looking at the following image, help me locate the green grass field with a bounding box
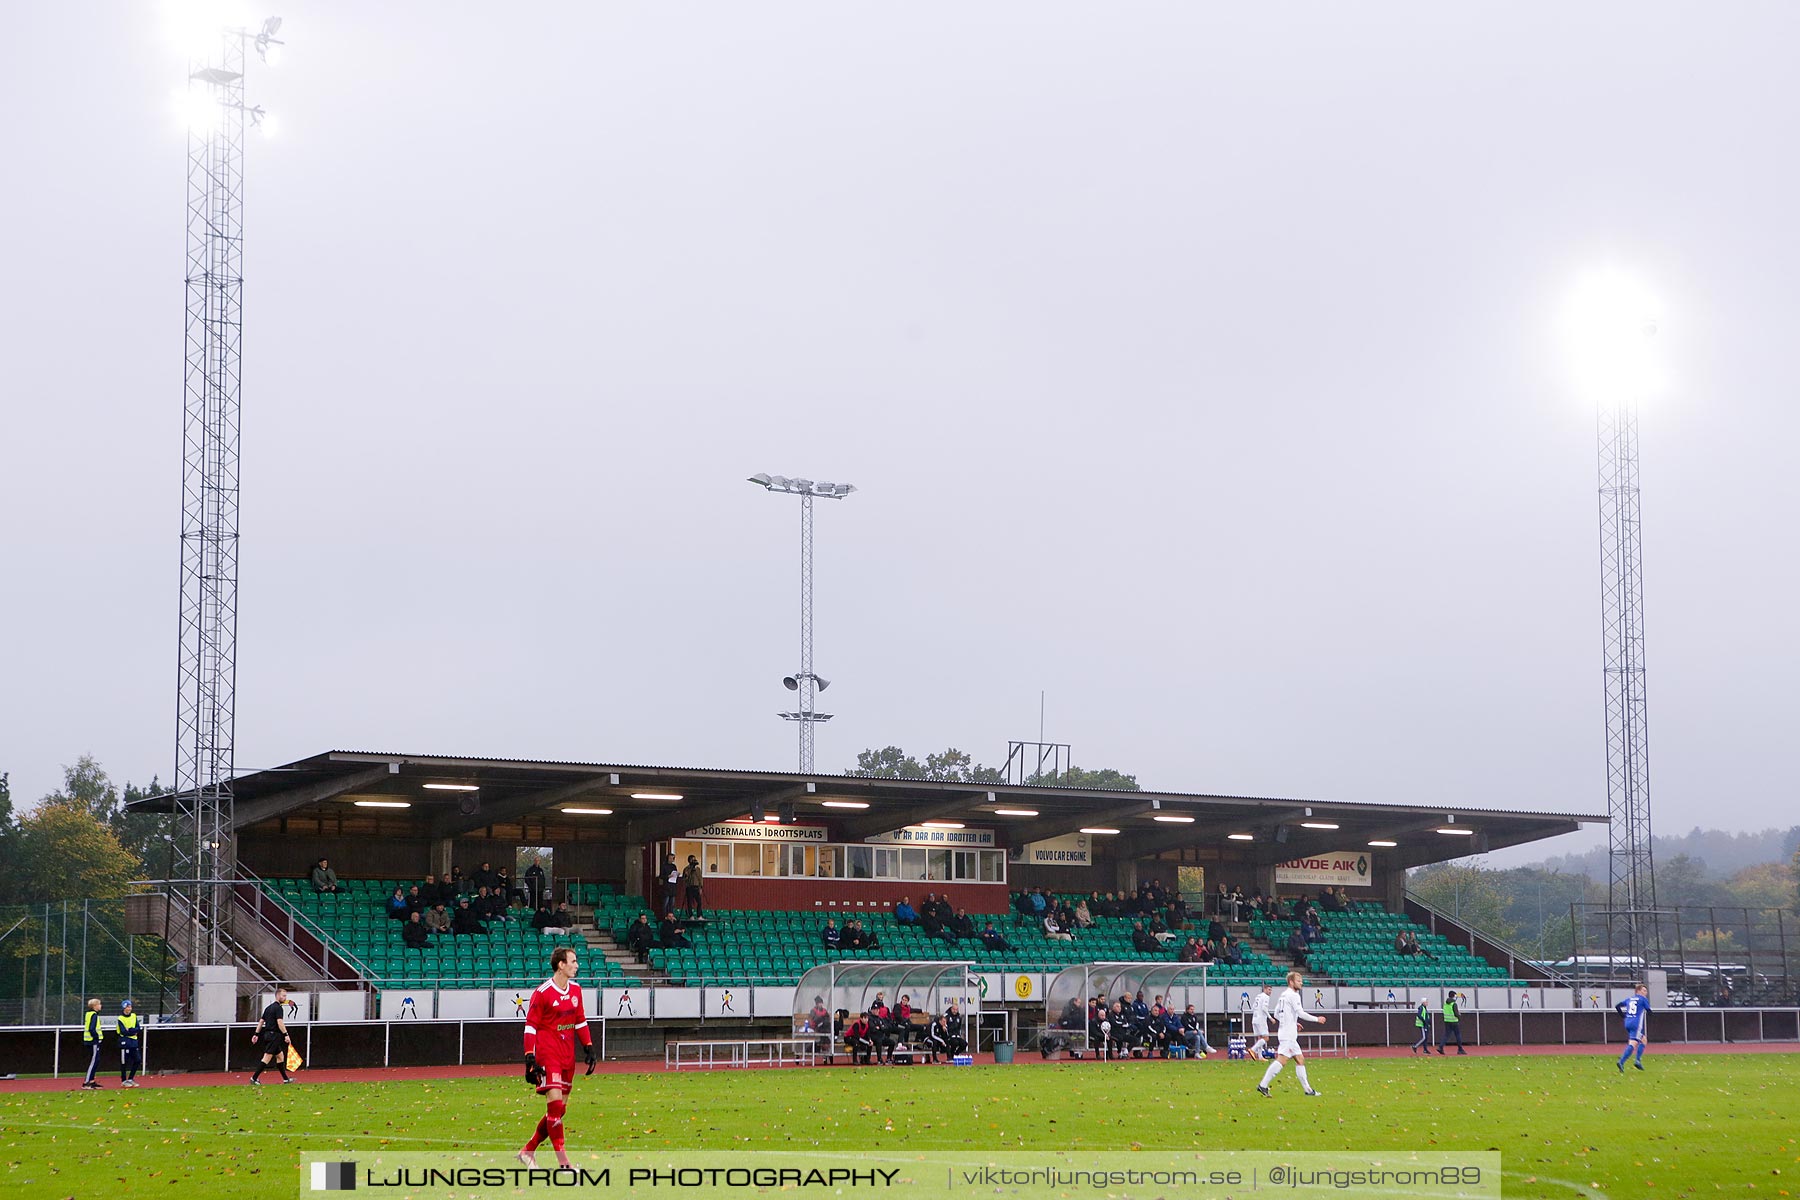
[3,1053,1794,1198]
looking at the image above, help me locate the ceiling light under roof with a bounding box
[821,800,869,809]
[921,821,964,829]
[422,783,479,792]
[1079,827,1120,835]
[631,792,683,801]
[1368,839,1398,847]
[1300,821,1339,830]
[354,800,411,808]
[1153,815,1195,824]
[992,808,1039,817]
[561,807,614,816]
[1437,827,1477,836]
[1227,833,1255,841]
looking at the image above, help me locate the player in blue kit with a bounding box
[1614,983,1651,1072]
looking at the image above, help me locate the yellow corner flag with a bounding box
[285,1045,304,1072]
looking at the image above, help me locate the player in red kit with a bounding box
[518,946,596,1168]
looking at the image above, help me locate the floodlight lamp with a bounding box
[769,476,790,489]
[816,481,836,494]
[792,478,814,492]
[256,39,282,66]
[782,675,800,691]
[261,15,282,36]
[748,472,772,487]
[815,676,830,691]
[1562,266,1666,405]
[176,85,222,133]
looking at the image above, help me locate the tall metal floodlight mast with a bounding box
[747,474,856,773]
[174,14,284,965]
[1570,268,1663,957]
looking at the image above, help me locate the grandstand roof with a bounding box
[132,749,1603,868]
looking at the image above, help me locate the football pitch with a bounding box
[3,1051,1793,1198]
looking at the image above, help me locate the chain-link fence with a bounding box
[0,901,181,1026]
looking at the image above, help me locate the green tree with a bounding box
[1722,862,1794,913]
[1027,765,1140,791]
[1407,861,1520,943]
[40,756,171,879]
[11,800,141,903]
[848,746,1004,782]
[849,747,1134,788]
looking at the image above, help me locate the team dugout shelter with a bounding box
[197,750,1604,911]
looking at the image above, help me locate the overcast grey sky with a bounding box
[2,3,1796,864]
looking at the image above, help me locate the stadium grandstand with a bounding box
[124,750,1601,1020]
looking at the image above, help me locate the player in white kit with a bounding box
[1247,983,1274,1061]
[1257,970,1326,1097]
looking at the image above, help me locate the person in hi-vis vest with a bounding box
[117,999,144,1086]
[79,998,106,1089]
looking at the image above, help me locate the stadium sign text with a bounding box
[686,822,829,843]
[863,826,996,847]
[1007,833,1090,867]
[1274,852,1371,887]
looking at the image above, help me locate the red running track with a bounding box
[2,1039,1794,1093]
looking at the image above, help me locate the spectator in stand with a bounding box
[473,861,500,893]
[420,873,442,907]
[547,902,577,934]
[452,897,488,936]
[404,885,425,916]
[894,896,919,926]
[448,866,467,898]
[1224,938,1245,967]
[524,862,548,908]
[310,858,340,894]
[1148,914,1173,944]
[1301,913,1323,943]
[658,914,691,949]
[1043,911,1073,941]
[821,920,841,950]
[1178,937,1200,963]
[1169,896,1192,929]
[1335,887,1352,911]
[1131,921,1161,954]
[841,921,865,951]
[624,914,654,963]
[481,885,509,920]
[1319,888,1341,913]
[1248,891,1267,917]
[496,868,521,906]
[660,854,681,918]
[1215,883,1230,917]
[1395,929,1414,955]
[386,887,410,920]
[1073,898,1094,928]
[981,922,1013,952]
[1287,925,1309,966]
[1029,889,1049,920]
[424,902,451,935]
[680,856,704,918]
[852,920,881,950]
[1196,939,1215,964]
[919,894,945,937]
[402,910,432,949]
[531,904,557,934]
[505,896,531,922]
[1207,916,1227,945]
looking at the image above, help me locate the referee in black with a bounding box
[249,987,293,1084]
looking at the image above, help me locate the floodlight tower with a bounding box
[747,474,857,773]
[174,14,284,965]
[1567,268,1663,957]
